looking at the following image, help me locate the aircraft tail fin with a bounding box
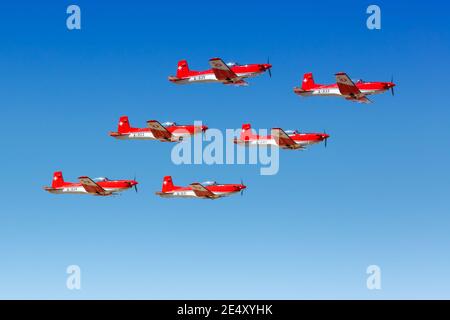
[301,72,317,90]
[176,60,190,78]
[240,123,255,141]
[117,116,132,133]
[162,176,175,192]
[52,171,64,188]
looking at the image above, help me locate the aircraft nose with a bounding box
[239,185,246,190]
[386,82,395,88]
[262,63,272,70]
[193,125,208,133]
[322,133,330,140]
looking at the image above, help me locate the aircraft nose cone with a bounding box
[260,64,271,71]
[322,133,330,139]
[240,185,246,190]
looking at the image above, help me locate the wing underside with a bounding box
[147,120,173,141]
[208,58,247,85]
[271,128,303,149]
[335,72,371,104]
[78,176,110,195]
[189,183,219,199]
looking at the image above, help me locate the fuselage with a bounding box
[157,184,245,198]
[110,125,206,140]
[294,81,394,98]
[44,180,137,195]
[169,64,271,84]
[235,132,329,147]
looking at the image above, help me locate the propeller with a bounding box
[324,130,328,148]
[390,75,395,96]
[133,174,138,193]
[240,178,245,196]
[267,57,272,78]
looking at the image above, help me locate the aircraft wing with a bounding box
[346,95,372,104]
[335,72,369,102]
[208,58,242,83]
[271,128,304,150]
[147,120,173,141]
[189,183,219,199]
[223,79,248,86]
[78,176,110,196]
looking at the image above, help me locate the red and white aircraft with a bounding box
[155,176,246,199]
[294,72,396,103]
[43,171,138,196]
[109,116,207,142]
[168,57,272,86]
[234,124,330,150]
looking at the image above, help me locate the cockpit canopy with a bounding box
[93,177,109,182]
[202,181,217,186]
[284,130,298,135]
[226,62,241,67]
[162,121,177,127]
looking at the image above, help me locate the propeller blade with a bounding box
[391,75,395,96]
[267,57,272,78]
[133,174,137,193]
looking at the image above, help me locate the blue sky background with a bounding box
[0,0,449,299]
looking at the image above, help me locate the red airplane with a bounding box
[234,124,330,150]
[168,57,272,86]
[155,176,246,199]
[109,116,207,142]
[294,72,396,103]
[43,171,138,196]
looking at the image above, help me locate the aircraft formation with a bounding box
[44,57,396,199]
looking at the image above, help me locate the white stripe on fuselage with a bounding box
[236,138,319,147]
[113,131,156,140]
[175,71,261,84]
[48,186,128,195]
[158,190,238,198]
[115,131,191,141]
[298,88,386,97]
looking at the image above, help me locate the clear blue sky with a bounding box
[0,0,449,299]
